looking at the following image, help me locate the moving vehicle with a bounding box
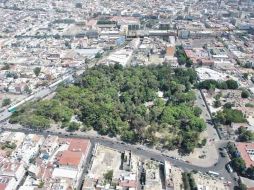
[226,164,233,173]
[207,171,219,177]
[8,95,35,112]
[220,151,226,157]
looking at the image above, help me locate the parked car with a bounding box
[220,152,226,157]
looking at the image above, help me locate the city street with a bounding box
[0,125,237,189]
[0,43,237,189]
[0,0,252,189]
[0,75,238,189]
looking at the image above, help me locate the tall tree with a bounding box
[33,67,41,77]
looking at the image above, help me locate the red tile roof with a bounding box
[119,180,137,188]
[55,138,91,168]
[58,150,83,167]
[0,184,6,190]
[185,50,195,58]
[236,143,254,168]
[68,138,90,154]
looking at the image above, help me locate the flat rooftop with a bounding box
[89,145,122,180]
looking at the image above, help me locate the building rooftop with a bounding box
[236,143,254,168]
[68,138,90,154]
[52,168,78,179]
[57,150,82,167]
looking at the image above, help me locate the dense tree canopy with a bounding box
[231,157,246,174]
[175,46,193,67]
[197,79,239,90]
[237,127,254,142]
[215,108,246,125]
[10,64,205,153]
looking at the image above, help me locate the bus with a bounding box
[7,95,35,112]
[207,171,219,177]
[7,107,17,113]
[226,164,233,173]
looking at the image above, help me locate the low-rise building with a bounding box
[236,143,254,168]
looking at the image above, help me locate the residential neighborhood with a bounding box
[0,0,254,190]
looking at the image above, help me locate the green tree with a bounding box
[121,130,136,142]
[246,166,254,179]
[215,108,246,125]
[238,128,254,142]
[188,173,197,190]
[1,63,10,70]
[33,67,41,77]
[234,182,247,190]
[1,141,17,150]
[178,56,186,65]
[245,103,254,107]
[95,52,102,58]
[223,102,234,109]
[231,157,246,174]
[201,138,207,146]
[197,80,219,90]
[181,132,199,154]
[19,114,50,129]
[214,93,222,100]
[241,90,250,98]
[182,172,191,190]
[243,73,249,80]
[213,100,221,108]
[197,79,238,90]
[104,170,113,183]
[2,98,11,107]
[10,64,206,154]
[67,122,80,131]
[193,107,202,117]
[227,142,237,157]
[6,72,18,79]
[186,58,193,67]
[24,86,32,94]
[54,34,61,39]
[38,181,44,188]
[225,79,238,89]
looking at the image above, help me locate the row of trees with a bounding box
[2,66,41,79]
[182,172,197,190]
[10,64,205,154]
[197,79,239,90]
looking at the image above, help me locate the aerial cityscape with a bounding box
[0,0,254,189]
